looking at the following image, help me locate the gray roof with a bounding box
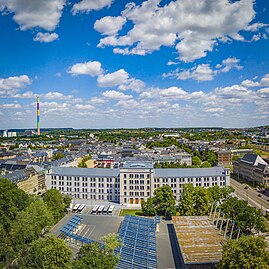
[154,167,227,178]
[3,167,36,183]
[241,154,258,164]
[122,161,153,169]
[50,166,120,177]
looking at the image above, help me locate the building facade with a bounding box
[217,150,232,166]
[233,154,269,186]
[46,162,230,205]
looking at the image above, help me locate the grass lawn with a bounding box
[119,209,142,216]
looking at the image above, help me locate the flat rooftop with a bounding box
[172,216,225,265]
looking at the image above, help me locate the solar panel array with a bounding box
[60,215,102,245]
[60,214,82,234]
[116,215,157,269]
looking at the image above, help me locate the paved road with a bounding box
[156,219,183,269]
[230,178,269,214]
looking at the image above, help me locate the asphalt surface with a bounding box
[156,219,183,269]
[231,177,269,214]
[51,213,181,268]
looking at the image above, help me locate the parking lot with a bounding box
[51,213,123,239]
[51,212,181,268]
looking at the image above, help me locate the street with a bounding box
[230,177,269,214]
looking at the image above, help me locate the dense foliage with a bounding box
[0,178,71,268]
[141,185,176,219]
[73,233,120,269]
[221,196,267,234]
[218,236,269,269]
[178,185,234,216]
[0,178,30,231]
[17,235,72,269]
[43,189,71,222]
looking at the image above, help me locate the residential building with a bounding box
[233,154,269,186]
[2,167,46,194]
[217,150,232,166]
[46,162,230,205]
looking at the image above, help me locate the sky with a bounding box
[0,0,269,129]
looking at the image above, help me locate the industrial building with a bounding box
[46,162,230,205]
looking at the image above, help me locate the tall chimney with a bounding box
[37,96,40,135]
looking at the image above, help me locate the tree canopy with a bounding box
[141,198,156,216]
[72,234,120,269]
[218,236,269,269]
[152,185,176,219]
[221,196,266,234]
[11,199,54,251]
[178,184,212,216]
[178,185,234,216]
[17,235,72,269]
[0,178,30,231]
[43,189,69,222]
[0,179,71,267]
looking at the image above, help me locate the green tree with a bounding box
[200,161,211,168]
[17,235,72,269]
[11,199,53,250]
[141,198,156,216]
[208,185,234,206]
[192,156,202,166]
[0,223,15,267]
[0,178,30,231]
[63,195,72,211]
[43,189,66,222]
[152,185,176,218]
[72,242,119,269]
[100,233,121,251]
[53,152,65,161]
[221,196,266,234]
[218,236,269,269]
[193,187,211,215]
[178,184,211,216]
[178,184,196,216]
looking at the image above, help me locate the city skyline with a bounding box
[0,0,269,129]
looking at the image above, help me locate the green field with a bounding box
[119,209,142,216]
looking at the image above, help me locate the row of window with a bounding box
[154,177,224,183]
[52,176,225,184]
[51,175,119,182]
[59,191,120,201]
[123,174,151,179]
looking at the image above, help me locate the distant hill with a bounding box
[0,128,74,133]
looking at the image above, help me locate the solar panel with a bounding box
[116,215,157,269]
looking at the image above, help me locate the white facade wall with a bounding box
[45,166,230,205]
[46,174,120,202]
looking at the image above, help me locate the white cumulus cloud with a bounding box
[0,75,31,90]
[1,0,65,31]
[33,32,59,43]
[97,69,130,87]
[94,16,126,35]
[102,90,133,100]
[68,61,103,76]
[96,0,258,62]
[72,0,113,14]
[163,57,242,82]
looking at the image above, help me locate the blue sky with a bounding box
[0,0,269,129]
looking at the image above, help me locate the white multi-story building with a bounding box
[46,162,230,205]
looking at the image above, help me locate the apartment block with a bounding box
[46,162,230,205]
